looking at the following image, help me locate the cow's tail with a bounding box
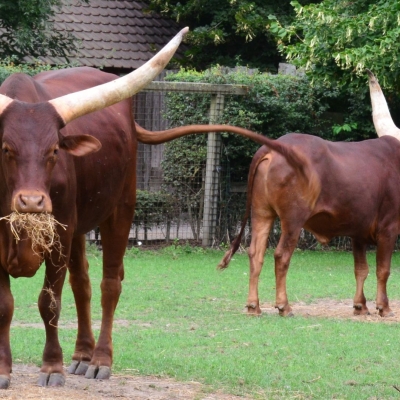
[136,123,320,267]
[137,123,320,207]
[217,147,269,270]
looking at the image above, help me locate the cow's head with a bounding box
[0,100,100,213]
[0,27,188,214]
[367,70,400,141]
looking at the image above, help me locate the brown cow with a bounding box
[218,71,400,319]
[0,28,307,389]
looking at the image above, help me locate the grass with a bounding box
[9,246,400,399]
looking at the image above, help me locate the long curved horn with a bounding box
[367,69,400,140]
[49,27,189,124]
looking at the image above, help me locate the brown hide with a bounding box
[219,133,400,318]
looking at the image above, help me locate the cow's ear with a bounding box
[59,134,102,156]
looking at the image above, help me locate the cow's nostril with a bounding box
[16,194,47,213]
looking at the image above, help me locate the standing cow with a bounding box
[0,28,305,389]
[218,71,400,319]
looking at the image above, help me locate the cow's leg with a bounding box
[246,214,275,315]
[273,223,302,317]
[37,257,68,387]
[0,269,13,389]
[67,235,95,376]
[352,239,370,315]
[375,234,396,317]
[85,206,133,380]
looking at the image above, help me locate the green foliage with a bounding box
[0,0,85,60]
[163,66,339,171]
[272,0,400,91]
[146,0,320,70]
[0,58,69,85]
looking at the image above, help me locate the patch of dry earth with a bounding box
[260,298,400,322]
[0,365,249,400]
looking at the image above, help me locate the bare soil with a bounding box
[260,298,400,323]
[3,299,400,399]
[0,364,249,400]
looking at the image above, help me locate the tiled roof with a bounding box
[24,0,186,70]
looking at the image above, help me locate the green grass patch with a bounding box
[9,248,400,399]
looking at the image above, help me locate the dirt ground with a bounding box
[2,299,399,400]
[0,364,249,400]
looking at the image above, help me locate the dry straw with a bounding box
[0,212,67,256]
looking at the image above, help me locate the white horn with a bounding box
[367,69,400,140]
[49,27,189,124]
[0,94,13,115]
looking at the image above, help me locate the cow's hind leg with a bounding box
[84,205,133,380]
[352,239,370,315]
[274,222,302,317]
[246,213,275,315]
[67,234,96,376]
[375,233,396,317]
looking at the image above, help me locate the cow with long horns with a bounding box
[0,28,305,389]
[218,71,400,319]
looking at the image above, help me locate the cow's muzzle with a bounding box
[13,191,52,213]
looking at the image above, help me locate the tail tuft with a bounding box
[217,249,233,270]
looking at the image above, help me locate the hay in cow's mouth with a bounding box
[0,212,67,256]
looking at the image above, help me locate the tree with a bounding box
[0,0,82,60]
[145,0,320,70]
[272,0,400,91]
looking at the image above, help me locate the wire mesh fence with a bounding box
[86,77,254,248]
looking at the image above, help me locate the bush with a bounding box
[133,190,177,243]
[0,57,71,85]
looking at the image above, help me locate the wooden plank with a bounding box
[143,81,248,95]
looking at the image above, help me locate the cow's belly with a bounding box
[304,211,375,245]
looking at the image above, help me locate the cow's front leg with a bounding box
[37,258,67,387]
[352,239,370,315]
[67,235,95,377]
[0,269,13,389]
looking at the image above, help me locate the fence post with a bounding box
[202,92,224,246]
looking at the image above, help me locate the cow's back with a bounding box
[269,133,400,241]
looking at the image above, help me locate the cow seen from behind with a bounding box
[219,71,400,319]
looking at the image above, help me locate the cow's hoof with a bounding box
[96,366,111,380]
[377,307,394,317]
[37,372,65,387]
[245,303,262,316]
[276,305,293,317]
[48,373,66,387]
[85,365,111,380]
[353,304,370,316]
[0,375,10,389]
[68,360,89,375]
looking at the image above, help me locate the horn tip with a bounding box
[180,27,189,36]
[366,69,376,80]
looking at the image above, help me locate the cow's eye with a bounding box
[53,148,59,156]
[2,147,9,154]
